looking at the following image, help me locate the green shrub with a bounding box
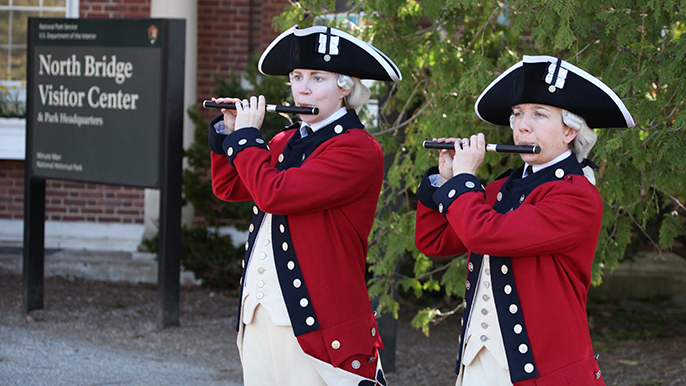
[149,58,300,290]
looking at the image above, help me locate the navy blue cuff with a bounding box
[417,167,440,211]
[222,127,268,168]
[432,173,484,216]
[208,115,228,155]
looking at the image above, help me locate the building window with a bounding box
[0,0,78,81]
[0,0,77,159]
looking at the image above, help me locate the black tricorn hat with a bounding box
[475,55,634,128]
[258,25,402,82]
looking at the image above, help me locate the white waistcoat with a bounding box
[462,255,509,369]
[242,214,291,325]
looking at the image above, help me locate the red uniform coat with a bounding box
[415,156,605,386]
[210,110,385,382]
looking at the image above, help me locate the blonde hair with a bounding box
[337,74,371,111]
[560,109,597,162]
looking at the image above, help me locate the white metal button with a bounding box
[509,304,518,314]
[524,363,535,373]
[501,265,509,274]
[448,189,456,198]
[227,147,234,156]
[351,360,361,369]
[519,344,528,354]
[238,139,247,146]
[331,340,341,349]
[465,181,475,189]
[334,124,343,134]
[504,284,512,294]
[282,242,288,251]
[514,324,523,334]
[293,278,302,288]
[278,154,284,163]
[306,316,315,326]
[300,298,308,307]
[287,261,295,270]
[555,168,565,178]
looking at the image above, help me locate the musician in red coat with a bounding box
[208,25,401,386]
[414,56,635,386]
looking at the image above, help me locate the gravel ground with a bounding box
[1,272,684,386]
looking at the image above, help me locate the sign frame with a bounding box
[22,17,186,328]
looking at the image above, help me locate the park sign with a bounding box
[23,18,186,328]
[26,18,184,188]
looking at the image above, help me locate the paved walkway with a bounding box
[1,326,241,386]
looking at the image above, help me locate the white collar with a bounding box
[299,107,347,137]
[525,150,572,175]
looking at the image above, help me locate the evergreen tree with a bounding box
[270,0,686,332]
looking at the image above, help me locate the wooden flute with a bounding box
[203,100,319,115]
[422,141,541,154]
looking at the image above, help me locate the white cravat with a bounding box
[299,107,347,137]
[524,149,572,177]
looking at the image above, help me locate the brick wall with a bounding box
[196,0,289,121]
[0,1,153,223]
[0,161,23,220]
[0,0,290,224]
[0,161,146,223]
[80,0,151,18]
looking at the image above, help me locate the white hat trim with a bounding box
[258,25,402,82]
[475,55,635,127]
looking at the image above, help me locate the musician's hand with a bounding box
[211,96,241,133]
[452,133,485,176]
[435,137,457,186]
[235,95,266,131]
